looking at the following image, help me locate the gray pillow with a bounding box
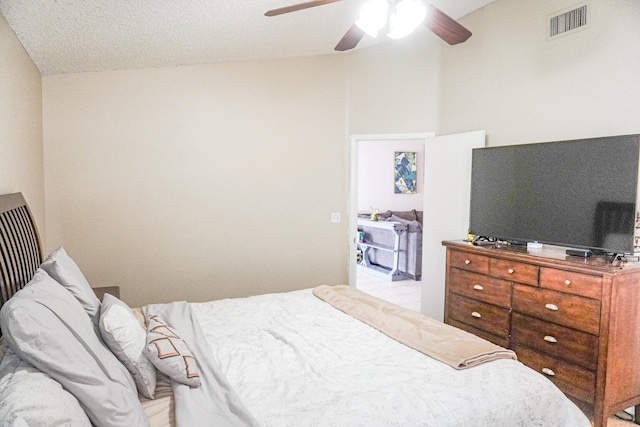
[391,210,418,221]
[40,247,101,324]
[378,210,393,220]
[388,214,422,232]
[0,269,149,427]
[0,337,7,363]
[388,214,411,223]
[415,210,423,225]
[0,349,92,426]
[99,293,157,399]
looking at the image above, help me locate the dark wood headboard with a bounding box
[0,193,43,315]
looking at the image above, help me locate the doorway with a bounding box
[349,133,432,312]
[348,130,486,319]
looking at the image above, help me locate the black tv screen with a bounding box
[470,134,640,254]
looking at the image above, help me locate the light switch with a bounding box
[331,212,341,223]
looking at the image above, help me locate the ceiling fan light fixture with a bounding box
[387,0,427,39]
[355,0,388,38]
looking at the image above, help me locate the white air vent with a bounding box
[547,2,590,40]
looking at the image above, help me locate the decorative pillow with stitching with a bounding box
[145,315,201,388]
[40,247,101,324]
[99,293,157,399]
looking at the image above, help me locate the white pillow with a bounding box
[100,293,157,399]
[40,247,101,324]
[0,348,92,426]
[145,314,201,388]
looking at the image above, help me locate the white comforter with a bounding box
[192,289,591,427]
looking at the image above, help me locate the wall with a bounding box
[0,14,44,242]
[42,32,443,307]
[43,56,350,307]
[18,0,640,312]
[439,0,640,146]
[357,139,425,213]
[348,33,441,135]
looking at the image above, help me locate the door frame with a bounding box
[348,132,435,289]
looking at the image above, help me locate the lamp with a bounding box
[355,0,388,38]
[387,0,427,39]
[355,0,427,40]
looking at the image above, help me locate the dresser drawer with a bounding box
[513,344,595,404]
[511,312,598,370]
[539,267,602,300]
[512,285,601,335]
[489,258,538,286]
[448,319,510,348]
[448,293,510,339]
[449,268,512,308]
[449,250,489,274]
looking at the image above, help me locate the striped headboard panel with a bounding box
[0,193,43,314]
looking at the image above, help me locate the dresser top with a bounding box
[442,240,640,275]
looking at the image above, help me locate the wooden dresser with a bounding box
[443,240,640,427]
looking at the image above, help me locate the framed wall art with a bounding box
[394,151,417,194]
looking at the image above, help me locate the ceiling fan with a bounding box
[265,0,472,51]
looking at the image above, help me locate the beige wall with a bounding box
[43,56,352,306]
[40,0,640,307]
[348,33,441,135]
[358,139,425,213]
[439,0,640,146]
[42,35,442,307]
[0,14,44,242]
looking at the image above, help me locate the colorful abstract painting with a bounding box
[394,151,417,194]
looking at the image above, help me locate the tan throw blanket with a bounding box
[313,285,516,369]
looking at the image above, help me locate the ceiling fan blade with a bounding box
[265,0,343,17]
[423,3,472,45]
[334,24,366,51]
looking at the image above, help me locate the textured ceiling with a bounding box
[0,0,495,76]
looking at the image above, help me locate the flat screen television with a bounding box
[469,134,640,254]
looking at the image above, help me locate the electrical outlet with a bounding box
[331,212,341,223]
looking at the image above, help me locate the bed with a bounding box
[0,192,591,427]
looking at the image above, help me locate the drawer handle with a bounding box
[565,279,572,286]
[544,335,557,343]
[542,367,555,377]
[471,311,482,318]
[473,284,484,291]
[545,303,559,311]
[507,268,515,274]
[465,259,471,265]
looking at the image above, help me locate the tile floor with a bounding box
[356,269,421,312]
